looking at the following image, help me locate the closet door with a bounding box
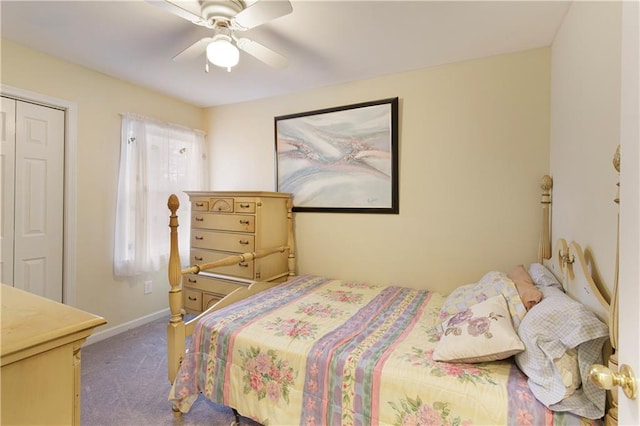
[1,98,16,285]
[1,97,65,302]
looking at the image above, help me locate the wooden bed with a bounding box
[165,174,619,425]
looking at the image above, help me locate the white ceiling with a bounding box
[0,1,571,108]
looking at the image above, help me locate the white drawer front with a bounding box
[191,212,255,232]
[191,230,255,252]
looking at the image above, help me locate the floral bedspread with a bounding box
[170,274,600,426]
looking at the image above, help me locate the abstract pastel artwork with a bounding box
[275,98,399,213]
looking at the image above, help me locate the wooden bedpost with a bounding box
[538,174,553,263]
[167,194,186,384]
[286,198,296,278]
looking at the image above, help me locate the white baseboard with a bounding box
[85,308,170,346]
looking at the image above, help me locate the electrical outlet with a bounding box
[144,280,153,294]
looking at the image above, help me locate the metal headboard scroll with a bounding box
[559,246,575,267]
[556,238,574,282]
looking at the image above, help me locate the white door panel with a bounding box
[1,97,65,302]
[618,1,640,424]
[0,98,16,285]
[14,101,65,301]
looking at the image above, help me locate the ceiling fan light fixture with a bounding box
[206,34,239,69]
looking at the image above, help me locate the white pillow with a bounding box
[433,294,524,363]
[438,271,527,329]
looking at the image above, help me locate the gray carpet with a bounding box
[81,316,262,426]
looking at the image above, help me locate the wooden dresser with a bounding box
[1,284,106,425]
[182,191,293,314]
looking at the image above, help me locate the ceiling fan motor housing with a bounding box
[200,0,245,24]
[167,0,290,69]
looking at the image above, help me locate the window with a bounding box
[114,114,208,278]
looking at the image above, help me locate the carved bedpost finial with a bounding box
[168,193,180,215]
[540,174,553,193]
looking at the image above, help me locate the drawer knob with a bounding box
[195,216,204,222]
[195,236,204,240]
[239,203,250,208]
[194,256,203,261]
[188,278,197,283]
[239,240,249,245]
[195,202,204,207]
[239,262,249,267]
[239,220,250,225]
[188,296,197,301]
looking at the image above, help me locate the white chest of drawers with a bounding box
[183,191,293,314]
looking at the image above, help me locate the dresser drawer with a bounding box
[191,230,255,252]
[190,249,256,280]
[235,201,255,213]
[191,200,209,211]
[183,288,202,312]
[203,293,223,311]
[190,250,254,279]
[191,212,255,232]
[183,273,247,295]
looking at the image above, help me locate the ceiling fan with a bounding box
[150,0,292,72]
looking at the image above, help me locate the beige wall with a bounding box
[207,48,551,294]
[0,40,555,332]
[1,39,206,335]
[550,1,622,298]
[0,4,626,340]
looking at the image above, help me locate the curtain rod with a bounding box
[120,112,206,136]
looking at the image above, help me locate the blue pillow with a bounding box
[528,263,564,290]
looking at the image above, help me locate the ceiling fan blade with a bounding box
[147,0,208,27]
[173,37,213,61]
[232,0,293,30]
[236,37,288,69]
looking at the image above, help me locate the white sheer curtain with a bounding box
[114,114,208,278]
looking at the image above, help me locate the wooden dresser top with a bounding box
[1,284,106,362]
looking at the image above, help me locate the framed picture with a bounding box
[275,97,399,214]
